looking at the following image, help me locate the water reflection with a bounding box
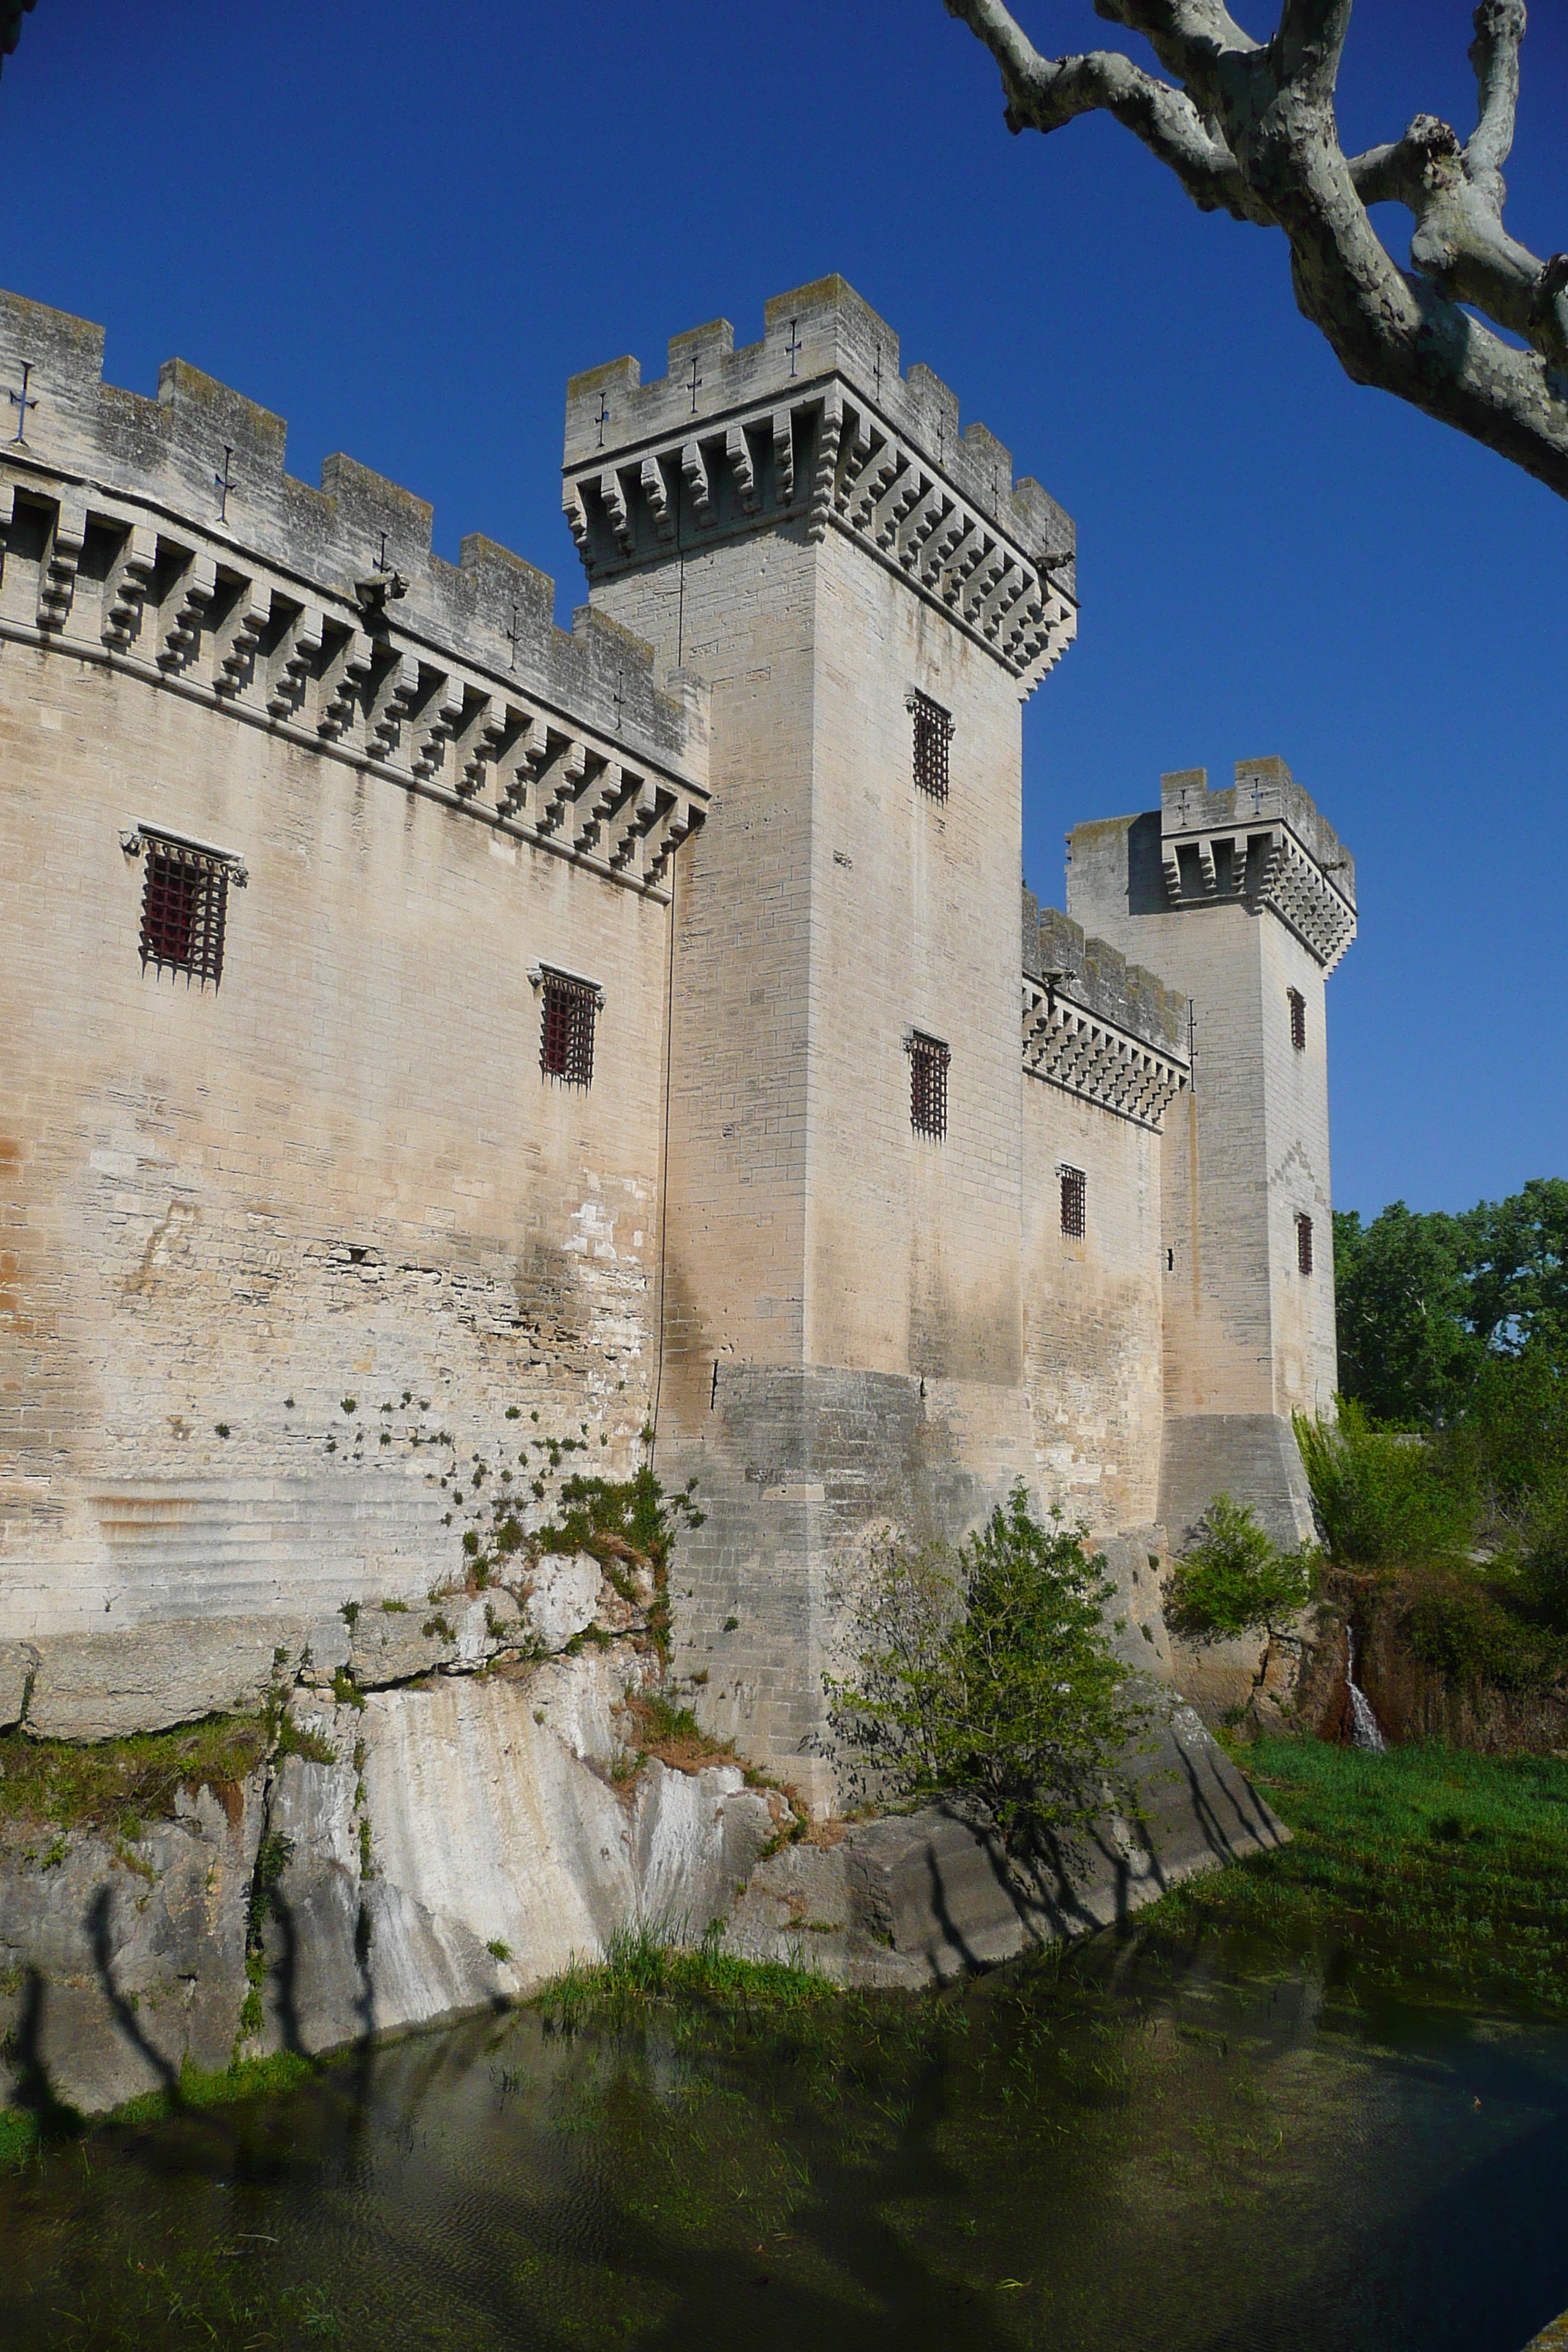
[1,1931,1566,2351]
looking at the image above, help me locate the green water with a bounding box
[2,1929,1567,2351]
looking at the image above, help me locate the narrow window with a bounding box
[1060,1166,1086,1240]
[908,1031,949,1139]
[1288,987,1306,1052]
[908,690,952,802]
[127,826,244,988]
[538,970,600,1087]
[1296,1213,1313,1275]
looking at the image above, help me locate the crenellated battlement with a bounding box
[0,288,709,897]
[1020,892,1190,1130]
[562,276,1077,698]
[1156,758,1356,973]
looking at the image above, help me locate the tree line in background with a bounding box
[1291,1181,1568,1678]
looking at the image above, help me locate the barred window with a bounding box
[538,968,600,1087]
[1060,1165,1086,1240]
[908,1031,949,1139]
[1288,987,1307,1052]
[124,826,245,988]
[1296,1213,1313,1275]
[908,690,952,802]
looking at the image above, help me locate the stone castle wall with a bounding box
[0,287,706,1673]
[0,273,1352,1792]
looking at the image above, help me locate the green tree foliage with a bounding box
[1164,1495,1316,1643]
[1294,1401,1475,1571]
[1333,1204,1484,1429]
[1334,1180,1568,1430]
[823,1488,1146,1859]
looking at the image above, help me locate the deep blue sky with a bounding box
[4,3,1562,1219]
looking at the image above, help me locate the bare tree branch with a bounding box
[946,0,1258,218]
[1466,0,1525,181]
[946,0,1568,500]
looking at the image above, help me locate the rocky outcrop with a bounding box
[728,1690,1288,1986]
[0,1529,1294,2118]
[0,1641,777,2117]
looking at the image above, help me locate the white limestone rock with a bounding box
[521,1551,601,1651]
[249,1664,779,2054]
[0,1776,264,2114]
[23,1618,310,1741]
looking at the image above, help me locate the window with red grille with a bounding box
[540,971,599,1086]
[908,1032,949,1139]
[136,837,235,987]
[909,690,952,802]
[1060,1166,1086,1240]
[1288,987,1307,1052]
[1296,1213,1314,1275]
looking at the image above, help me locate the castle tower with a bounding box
[1066,760,1356,1548]
[562,278,1077,1793]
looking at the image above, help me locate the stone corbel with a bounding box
[37,490,87,633]
[155,549,218,673]
[573,756,626,856]
[610,777,659,872]
[100,520,158,652]
[725,426,758,516]
[680,440,713,528]
[214,576,273,698]
[562,481,592,561]
[265,600,323,720]
[772,408,795,506]
[368,651,421,761]
[317,625,374,742]
[806,390,843,544]
[410,670,467,780]
[454,693,508,798]
[598,468,634,555]
[494,710,547,816]
[535,734,587,836]
[640,454,675,542]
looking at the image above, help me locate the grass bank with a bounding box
[1142,1735,1568,2012]
[535,1923,840,2032]
[0,2048,321,2171]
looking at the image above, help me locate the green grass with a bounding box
[1144,1735,1568,2012]
[0,1713,268,1844]
[0,2048,322,2171]
[535,1922,837,2032]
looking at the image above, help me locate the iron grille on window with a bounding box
[908,1031,949,1139]
[1296,1213,1314,1275]
[1288,987,1307,1052]
[908,690,953,802]
[1060,1166,1086,1240]
[125,826,245,988]
[539,970,600,1087]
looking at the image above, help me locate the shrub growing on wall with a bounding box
[823,1488,1146,1861]
[1164,1494,1316,1643]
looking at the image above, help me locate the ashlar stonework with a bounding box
[0,274,1354,1806]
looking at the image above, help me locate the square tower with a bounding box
[562,279,1077,1792]
[1067,759,1356,1548]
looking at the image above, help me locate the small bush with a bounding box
[824,1488,1145,1861]
[1294,1400,1474,1569]
[1166,1494,1316,1641]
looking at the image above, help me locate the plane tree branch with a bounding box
[944,0,1568,500]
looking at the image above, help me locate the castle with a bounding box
[0,274,1354,1801]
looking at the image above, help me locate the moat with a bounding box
[3,1926,1566,2351]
